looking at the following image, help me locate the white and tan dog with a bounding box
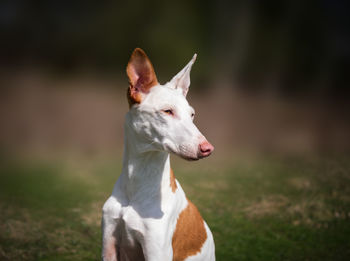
[102,48,215,261]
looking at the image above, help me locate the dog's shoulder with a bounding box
[172,199,208,261]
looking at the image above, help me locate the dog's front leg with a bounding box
[143,248,173,261]
[101,214,119,261]
[141,237,173,261]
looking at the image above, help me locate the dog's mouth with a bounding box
[179,154,200,161]
[164,143,201,161]
[180,153,212,161]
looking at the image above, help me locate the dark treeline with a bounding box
[1,0,349,98]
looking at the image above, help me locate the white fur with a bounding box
[102,55,215,261]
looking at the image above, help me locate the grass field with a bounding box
[1,155,350,260]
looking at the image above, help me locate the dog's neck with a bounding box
[120,120,172,204]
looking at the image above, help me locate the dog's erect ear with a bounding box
[170,54,197,97]
[126,48,158,106]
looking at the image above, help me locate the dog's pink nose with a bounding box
[198,141,214,158]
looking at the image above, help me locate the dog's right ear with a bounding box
[126,48,158,107]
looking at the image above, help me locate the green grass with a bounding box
[1,156,350,260]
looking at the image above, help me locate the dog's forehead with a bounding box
[143,84,190,109]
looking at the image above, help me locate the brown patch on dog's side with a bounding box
[126,48,158,107]
[172,200,207,261]
[170,168,177,193]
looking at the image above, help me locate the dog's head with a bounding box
[125,48,213,160]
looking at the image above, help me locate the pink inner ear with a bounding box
[127,48,158,94]
[128,66,140,87]
[126,48,158,107]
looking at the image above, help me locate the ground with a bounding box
[0,155,349,260]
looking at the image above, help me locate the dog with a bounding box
[102,48,215,261]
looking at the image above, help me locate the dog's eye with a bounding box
[191,113,195,119]
[163,109,174,116]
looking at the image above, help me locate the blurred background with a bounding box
[1,0,349,159]
[1,1,350,260]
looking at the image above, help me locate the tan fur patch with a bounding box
[127,86,142,107]
[172,200,207,261]
[170,168,177,193]
[126,48,158,107]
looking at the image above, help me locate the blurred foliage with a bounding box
[1,0,349,96]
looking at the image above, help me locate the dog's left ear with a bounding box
[127,48,158,106]
[170,54,197,97]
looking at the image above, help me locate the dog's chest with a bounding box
[115,206,144,246]
[110,191,184,249]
